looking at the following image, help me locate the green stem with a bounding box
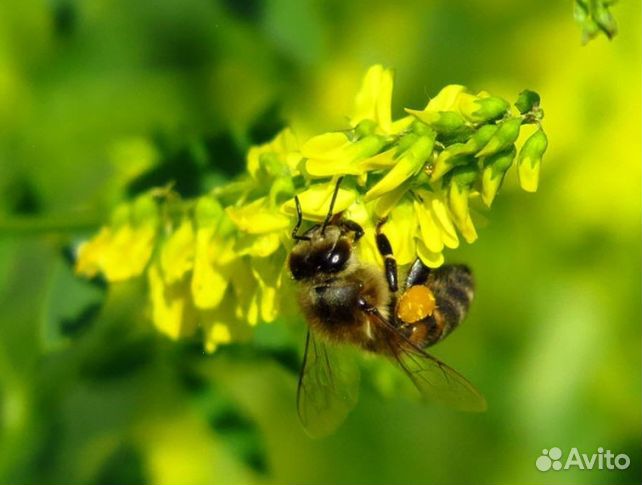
[0,214,100,236]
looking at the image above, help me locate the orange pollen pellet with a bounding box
[396,285,436,323]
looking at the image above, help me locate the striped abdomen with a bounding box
[396,264,474,348]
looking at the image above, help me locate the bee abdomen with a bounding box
[416,265,474,347]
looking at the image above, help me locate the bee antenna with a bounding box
[321,176,344,234]
[292,195,310,241]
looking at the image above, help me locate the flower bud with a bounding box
[425,85,467,111]
[476,117,522,158]
[446,165,477,230]
[458,93,509,123]
[514,90,541,115]
[195,196,224,227]
[132,194,159,227]
[480,146,517,206]
[517,127,548,192]
[365,131,435,201]
[429,125,497,182]
[303,133,386,177]
[593,2,617,39]
[406,109,469,138]
[431,149,475,182]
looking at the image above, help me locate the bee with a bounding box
[288,178,486,437]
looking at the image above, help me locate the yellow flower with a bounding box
[74,65,546,351]
[282,182,357,221]
[75,195,159,282]
[226,197,290,234]
[385,200,418,266]
[517,126,548,192]
[414,189,459,253]
[191,196,235,310]
[364,128,436,202]
[201,303,251,353]
[246,128,302,179]
[301,132,386,177]
[160,218,195,284]
[148,261,198,340]
[351,64,394,134]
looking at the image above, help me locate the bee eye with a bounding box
[289,253,312,280]
[322,240,350,273]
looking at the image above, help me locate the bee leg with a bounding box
[405,258,431,287]
[375,220,398,293]
[341,219,364,242]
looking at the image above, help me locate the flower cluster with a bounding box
[574,0,618,43]
[75,65,547,351]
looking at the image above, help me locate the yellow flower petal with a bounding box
[230,259,260,326]
[251,251,285,323]
[458,213,478,244]
[364,133,435,201]
[191,228,230,309]
[414,197,444,253]
[201,304,251,353]
[385,202,417,265]
[148,262,197,340]
[351,64,393,133]
[303,133,385,177]
[430,195,459,249]
[160,219,195,284]
[235,232,281,258]
[448,183,470,227]
[282,183,356,221]
[518,160,540,192]
[358,147,397,171]
[76,196,160,282]
[247,128,301,178]
[75,227,112,278]
[374,181,410,218]
[416,239,445,268]
[425,85,467,112]
[227,197,290,234]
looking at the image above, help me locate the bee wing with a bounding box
[392,344,487,412]
[297,330,360,438]
[374,313,487,412]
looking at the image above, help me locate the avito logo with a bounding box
[536,447,630,472]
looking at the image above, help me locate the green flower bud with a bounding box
[132,194,159,227]
[304,133,386,177]
[355,119,378,137]
[468,124,499,149]
[459,94,509,123]
[406,109,469,136]
[514,90,541,115]
[593,3,617,39]
[431,149,473,182]
[480,146,517,206]
[446,164,476,224]
[476,117,522,158]
[195,196,224,227]
[365,132,436,201]
[430,124,500,181]
[517,127,548,192]
[395,132,420,155]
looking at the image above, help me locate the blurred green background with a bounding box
[0,0,640,484]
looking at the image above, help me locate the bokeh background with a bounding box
[0,0,640,484]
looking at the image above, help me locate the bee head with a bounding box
[289,225,353,281]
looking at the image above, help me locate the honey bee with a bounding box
[288,178,486,437]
